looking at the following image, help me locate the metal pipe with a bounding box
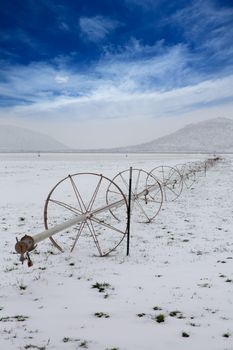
[34,197,126,244]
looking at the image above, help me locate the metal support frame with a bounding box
[126,167,133,256]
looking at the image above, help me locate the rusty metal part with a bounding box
[15,235,35,254]
[106,168,163,223]
[15,235,36,266]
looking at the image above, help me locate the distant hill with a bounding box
[0,125,69,152]
[111,117,233,153]
[2,118,232,153]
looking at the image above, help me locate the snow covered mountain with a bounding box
[114,117,233,153]
[0,125,69,152]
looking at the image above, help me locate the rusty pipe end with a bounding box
[15,235,35,254]
[15,240,28,254]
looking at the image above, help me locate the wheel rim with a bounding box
[149,165,183,202]
[106,168,163,223]
[44,173,128,256]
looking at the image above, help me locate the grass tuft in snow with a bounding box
[24,345,45,350]
[169,310,185,319]
[153,306,162,311]
[79,340,88,348]
[189,322,200,327]
[62,337,82,344]
[63,337,70,343]
[19,281,27,290]
[181,331,190,338]
[0,315,29,322]
[222,333,230,338]
[4,266,16,273]
[94,312,110,318]
[155,314,165,323]
[169,310,179,317]
[92,282,111,293]
[225,279,232,283]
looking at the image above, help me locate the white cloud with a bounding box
[79,15,119,42]
[1,37,233,148]
[172,0,233,58]
[59,22,70,32]
[0,37,230,107]
[125,0,162,10]
[0,43,190,103]
[1,73,233,148]
[55,75,69,84]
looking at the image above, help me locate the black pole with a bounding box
[127,166,133,256]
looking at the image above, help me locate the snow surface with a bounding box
[1,152,233,350]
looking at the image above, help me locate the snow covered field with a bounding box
[1,152,233,350]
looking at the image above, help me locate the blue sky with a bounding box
[0,0,233,148]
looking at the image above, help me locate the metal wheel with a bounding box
[192,161,206,178]
[175,163,196,189]
[106,168,163,223]
[44,173,128,256]
[149,165,183,202]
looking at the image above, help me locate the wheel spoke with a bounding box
[86,176,103,212]
[70,221,86,252]
[134,169,141,194]
[49,198,81,215]
[86,220,103,256]
[120,173,129,191]
[91,216,126,235]
[107,189,122,196]
[162,166,165,184]
[147,185,161,201]
[164,171,175,186]
[165,185,180,197]
[133,197,151,222]
[69,175,86,213]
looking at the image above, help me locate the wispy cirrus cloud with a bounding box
[172,0,233,70]
[124,0,164,10]
[0,42,195,105]
[79,15,120,43]
[173,0,233,41]
[1,70,233,148]
[0,40,233,121]
[97,42,197,92]
[0,28,40,53]
[0,35,232,111]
